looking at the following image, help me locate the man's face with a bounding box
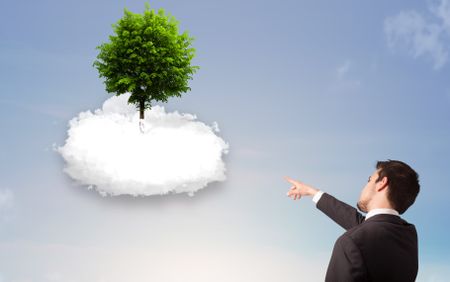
[357,169,380,213]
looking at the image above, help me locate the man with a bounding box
[285,160,420,282]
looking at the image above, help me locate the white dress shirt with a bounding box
[311,191,400,220]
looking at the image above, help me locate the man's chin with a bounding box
[357,201,368,213]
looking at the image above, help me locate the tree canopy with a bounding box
[93,3,199,120]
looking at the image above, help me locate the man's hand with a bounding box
[284,176,319,200]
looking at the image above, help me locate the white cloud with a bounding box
[384,0,450,69]
[56,93,229,197]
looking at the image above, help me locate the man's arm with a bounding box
[325,234,368,282]
[285,177,365,230]
[315,192,365,230]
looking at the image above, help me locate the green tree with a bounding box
[93,3,199,122]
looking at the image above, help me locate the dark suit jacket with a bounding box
[316,193,418,282]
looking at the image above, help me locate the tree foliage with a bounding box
[93,3,199,119]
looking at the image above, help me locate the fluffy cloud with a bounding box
[384,0,450,69]
[56,93,229,197]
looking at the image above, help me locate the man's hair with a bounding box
[375,160,420,214]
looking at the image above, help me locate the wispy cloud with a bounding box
[0,98,74,120]
[0,188,14,223]
[328,60,361,94]
[432,0,450,31]
[337,60,351,80]
[384,0,450,69]
[0,189,14,211]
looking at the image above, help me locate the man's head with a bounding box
[357,160,420,214]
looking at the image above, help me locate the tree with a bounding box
[93,3,199,126]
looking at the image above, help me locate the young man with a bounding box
[285,160,420,282]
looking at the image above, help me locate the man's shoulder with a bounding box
[345,214,417,242]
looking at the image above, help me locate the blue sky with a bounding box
[1,0,450,281]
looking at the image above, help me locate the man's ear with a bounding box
[375,176,388,192]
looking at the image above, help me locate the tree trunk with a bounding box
[139,100,145,119]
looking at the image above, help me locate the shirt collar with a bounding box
[365,208,399,221]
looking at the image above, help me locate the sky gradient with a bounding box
[1,0,450,281]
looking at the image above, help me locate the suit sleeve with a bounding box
[316,193,365,230]
[325,234,368,282]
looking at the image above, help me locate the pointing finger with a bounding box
[284,176,295,184]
